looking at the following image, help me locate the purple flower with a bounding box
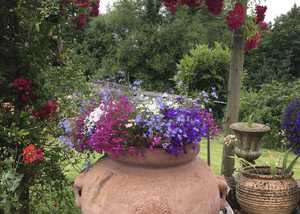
[58,136,74,148]
[282,99,300,154]
[59,119,73,135]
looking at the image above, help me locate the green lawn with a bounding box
[199,136,300,179]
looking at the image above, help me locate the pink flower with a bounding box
[205,0,224,16]
[259,21,268,30]
[152,136,162,146]
[226,3,246,31]
[255,5,267,23]
[245,32,261,52]
[89,0,100,17]
[12,77,32,92]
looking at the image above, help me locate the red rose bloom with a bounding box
[73,13,88,30]
[23,144,44,164]
[226,3,246,31]
[75,0,89,8]
[12,77,32,92]
[162,0,178,14]
[33,100,59,119]
[245,32,261,52]
[205,0,224,15]
[259,21,268,30]
[89,0,100,17]
[255,5,267,23]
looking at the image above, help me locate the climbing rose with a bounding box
[23,144,44,164]
[226,3,246,31]
[205,0,224,15]
[12,77,32,92]
[259,21,268,30]
[73,13,87,30]
[162,0,178,14]
[245,32,261,52]
[89,0,100,16]
[33,100,59,119]
[75,0,89,8]
[255,5,267,23]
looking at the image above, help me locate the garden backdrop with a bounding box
[1,0,300,213]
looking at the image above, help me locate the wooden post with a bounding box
[221,28,245,177]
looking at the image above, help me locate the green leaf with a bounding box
[286,155,300,174]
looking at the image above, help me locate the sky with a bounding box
[100,0,300,22]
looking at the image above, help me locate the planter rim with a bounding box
[109,144,199,168]
[240,166,293,180]
[230,122,271,133]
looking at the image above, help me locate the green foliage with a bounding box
[81,0,230,91]
[244,5,300,89]
[240,80,300,149]
[175,42,230,96]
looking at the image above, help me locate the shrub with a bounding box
[174,42,230,117]
[240,80,300,149]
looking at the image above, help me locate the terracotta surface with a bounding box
[236,166,299,214]
[74,146,228,214]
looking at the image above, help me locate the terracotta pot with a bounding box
[230,122,270,162]
[236,166,299,214]
[74,145,228,214]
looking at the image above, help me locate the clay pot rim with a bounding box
[240,166,293,180]
[230,122,271,133]
[109,144,199,168]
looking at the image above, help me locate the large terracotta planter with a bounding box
[236,166,299,214]
[74,145,228,214]
[230,122,270,162]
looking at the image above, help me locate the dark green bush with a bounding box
[82,0,230,91]
[240,80,300,149]
[244,5,300,89]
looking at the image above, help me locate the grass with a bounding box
[199,136,300,179]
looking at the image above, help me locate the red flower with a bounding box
[75,0,89,8]
[162,0,178,14]
[259,21,268,30]
[245,32,261,52]
[89,0,100,17]
[73,13,88,30]
[33,100,59,119]
[205,0,224,15]
[12,77,32,92]
[23,144,44,164]
[226,3,246,31]
[255,5,267,23]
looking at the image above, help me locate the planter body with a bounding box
[236,166,299,214]
[230,122,270,162]
[74,146,228,214]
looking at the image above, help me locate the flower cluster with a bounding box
[205,0,224,16]
[281,99,300,154]
[33,100,59,119]
[226,3,246,31]
[59,89,219,156]
[11,77,35,104]
[73,0,100,30]
[22,144,44,164]
[255,5,267,24]
[245,32,261,52]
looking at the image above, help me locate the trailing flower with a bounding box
[59,89,219,156]
[244,32,261,52]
